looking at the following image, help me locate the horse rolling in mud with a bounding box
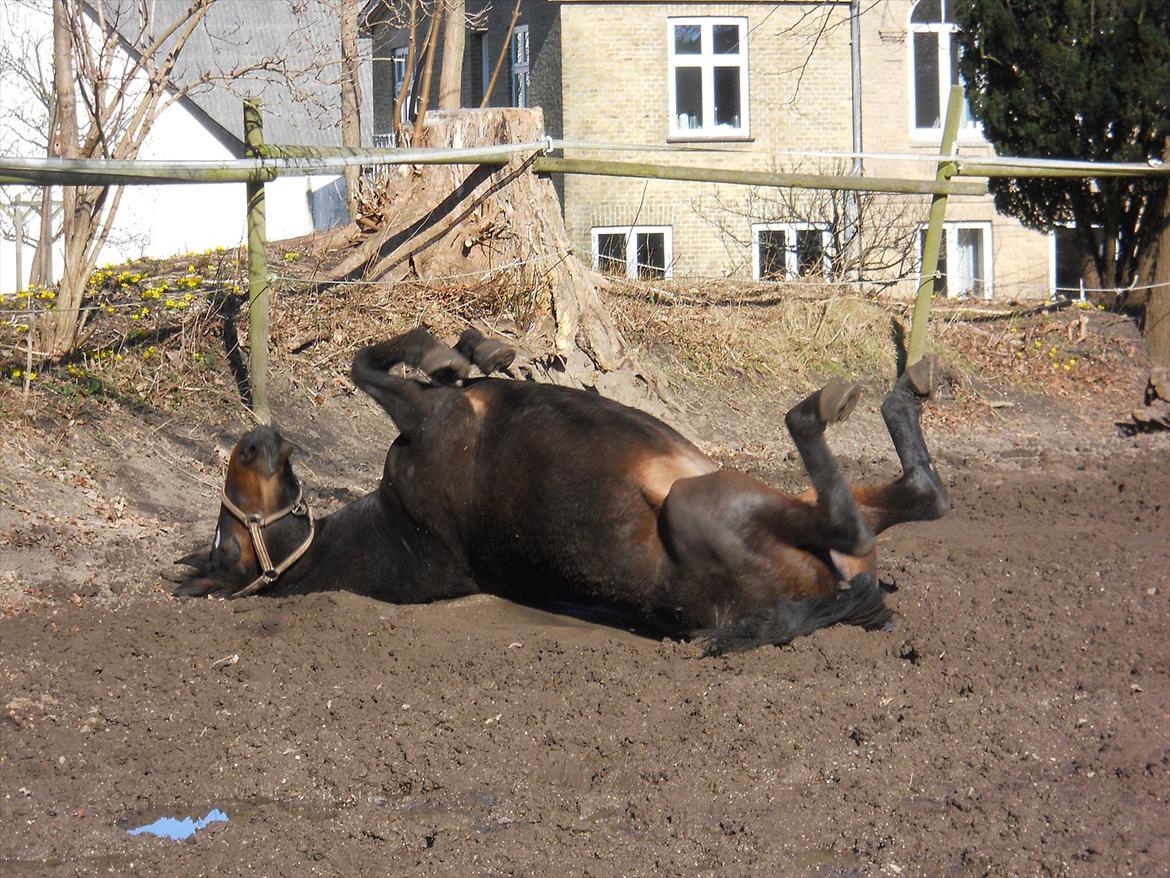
[175,327,949,654]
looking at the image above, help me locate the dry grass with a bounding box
[0,250,1148,429]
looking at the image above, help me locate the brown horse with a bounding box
[174,328,949,653]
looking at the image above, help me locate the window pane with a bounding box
[911,0,942,23]
[913,32,940,128]
[713,24,739,54]
[713,66,741,128]
[758,230,786,280]
[512,71,529,108]
[796,230,825,277]
[636,232,666,279]
[674,24,701,55]
[956,228,984,297]
[675,67,703,129]
[950,39,977,127]
[597,233,626,275]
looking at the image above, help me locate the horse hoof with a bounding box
[904,357,938,398]
[456,329,516,375]
[419,347,472,384]
[817,381,862,426]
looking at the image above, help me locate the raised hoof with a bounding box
[817,380,862,426]
[418,347,472,384]
[456,329,516,375]
[903,356,938,398]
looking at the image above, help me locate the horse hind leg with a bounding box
[352,329,467,436]
[455,328,515,375]
[853,357,951,535]
[784,380,875,557]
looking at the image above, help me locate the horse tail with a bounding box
[698,574,891,656]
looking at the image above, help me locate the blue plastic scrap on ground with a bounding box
[127,808,229,840]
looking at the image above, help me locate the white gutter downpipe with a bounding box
[849,0,864,281]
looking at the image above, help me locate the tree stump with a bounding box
[327,109,647,393]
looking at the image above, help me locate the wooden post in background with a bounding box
[906,85,964,367]
[243,98,271,424]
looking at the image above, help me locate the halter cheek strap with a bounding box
[219,482,315,598]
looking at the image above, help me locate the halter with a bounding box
[219,481,315,598]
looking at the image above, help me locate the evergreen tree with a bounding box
[953,0,1169,291]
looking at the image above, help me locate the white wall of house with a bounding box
[0,1,326,294]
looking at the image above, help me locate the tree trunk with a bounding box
[438,0,466,111]
[412,6,443,126]
[340,0,362,219]
[47,0,91,357]
[327,109,656,401]
[1145,207,1170,372]
[392,1,419,141]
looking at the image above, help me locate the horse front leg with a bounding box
[852,357,950,535]
[784,380,875,557]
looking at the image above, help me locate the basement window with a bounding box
[668,18,749,139]
[752,223,832,280]
[918,221,992,298]
[592,226,673,279]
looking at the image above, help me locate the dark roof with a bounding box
[89,0,372,155]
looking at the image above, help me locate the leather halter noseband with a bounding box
[219,481,315,598]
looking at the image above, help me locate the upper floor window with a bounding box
[668,18,749,139]
[511,24,530,108]
[909,0,979,140]
[752,223,832,281]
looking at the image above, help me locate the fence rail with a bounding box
[2,97,1165,421]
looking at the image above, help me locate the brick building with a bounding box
[362,1,1069,300]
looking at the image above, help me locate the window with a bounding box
[908,0,979,139]
[1050,227,1097,299]
[511,24,530,108]
[668,18,749,139]
[918,222,992,298]
[592,226,673,279]
[752,223,832,281]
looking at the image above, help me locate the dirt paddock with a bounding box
[1,374,1167,877]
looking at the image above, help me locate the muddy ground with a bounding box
[1,366,1167,878]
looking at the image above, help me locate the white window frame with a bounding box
[907,0,983,145]
[918,221,993,299]
[510,24,530,108]
[667,17,750,140]
[751,223,833,281]
[591,226,674,279]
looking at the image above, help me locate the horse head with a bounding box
[174,426,314,598]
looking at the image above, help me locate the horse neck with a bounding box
[281,491,398,595]
[280,486,472,602]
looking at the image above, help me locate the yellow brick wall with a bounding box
[557,0,1055,298]
[560,3,856,280]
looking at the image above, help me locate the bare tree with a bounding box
[437,0,465,111]
[692,164,925,289]
[340,0,362,219]
[0,0,362,356]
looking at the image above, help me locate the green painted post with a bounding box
[244,98,271,424]
[906,85,964,367]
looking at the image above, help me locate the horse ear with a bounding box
[278,438,298,466]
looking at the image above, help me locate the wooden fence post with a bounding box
[906,85,964,367]
[243,98,271,424]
